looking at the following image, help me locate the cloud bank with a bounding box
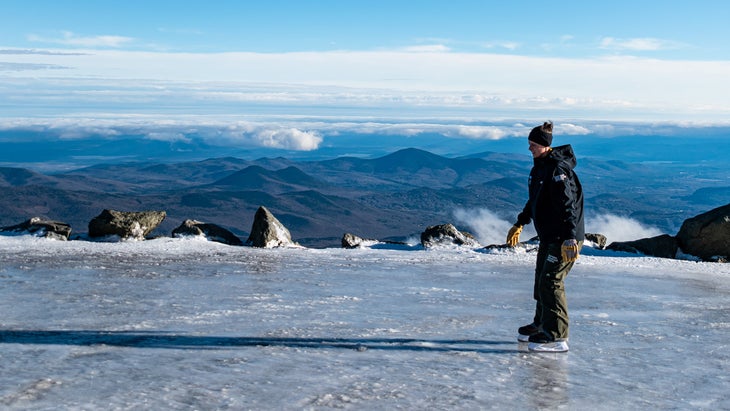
[232,126,322,151]
[1,114,727,155]
[1,47,730,122]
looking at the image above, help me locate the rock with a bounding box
[420,223,479,248]
[172,219,243,246]
[341,232,380,248]
[483,236,539,252]
[246,206,298,248]
[342,233,363,248]
[342,233,409,249]
[88,209,166,240]
[585,233,607,249]
[0,217,72,240]
[676,203,730,261]
[606,234,678,259]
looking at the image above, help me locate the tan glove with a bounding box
[561,239,580,262]
[506,225,523,247]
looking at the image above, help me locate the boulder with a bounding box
[420,223,479,248]
[585,233,607,249]
[88,209,166,240]
[172,219,243,246]
[246,206,298,248]
[341,232,381,248]
[606,234,678,259]
[676,203,730,261]
[342,233,363,248]
[0,217,72,240]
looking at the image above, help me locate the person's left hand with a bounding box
[561,239,580,262]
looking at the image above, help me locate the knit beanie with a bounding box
[528,121,553,147]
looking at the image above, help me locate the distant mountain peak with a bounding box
[373,147,449,171]
[0,167,51,186]
[212,165,322,192]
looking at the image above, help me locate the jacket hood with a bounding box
[548,144,577,170]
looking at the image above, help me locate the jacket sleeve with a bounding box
[516,201,531,227]
[549,164,581,240]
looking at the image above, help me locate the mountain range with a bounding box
[1,148,728,247]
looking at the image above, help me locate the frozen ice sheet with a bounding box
[0,236,728,409]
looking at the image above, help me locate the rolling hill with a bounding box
[0,148,727,247]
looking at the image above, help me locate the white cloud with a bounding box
[400,44,451,53]
[454,210,667,247]
[145,131,191,143]
[28,31,133,48]
[0,62,68,71]
[599,37,683,52]
[481,41,520,51]
[0,117,324,151]
[252,128,322,150]
[450,125,512,140]
[174,124,322,151]
[558,123,591,135]
[453,208,536,246]
[586,214,663,243]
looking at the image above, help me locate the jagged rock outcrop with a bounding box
[247,206,298,248]
[88,209,166,240]
[342,233,366,249]
[0,217,72,240]
[585,233,607,249]
[172,219,243,246]
[676,203,730,261]
[606,234,678,259]
[343,232,385,249]
[420,223,479,248]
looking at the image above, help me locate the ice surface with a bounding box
[0,236,728,410]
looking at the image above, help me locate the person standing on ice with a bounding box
[506,121,585,352]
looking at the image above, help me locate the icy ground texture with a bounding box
[0,236,728,410]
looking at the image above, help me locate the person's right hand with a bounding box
[506,224,523,247]
[561,239,580,262]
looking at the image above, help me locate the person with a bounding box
[506,121,584,352]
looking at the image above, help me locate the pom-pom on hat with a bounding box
[528,121,553,147]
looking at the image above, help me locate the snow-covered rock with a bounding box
[420,223,479,248]
[0,217,72,240]
[341,232,379,249]
[88,209,166,240]
[246,206,299,248]
[172,219,243,246]
[606,234,678,259]
[676,203,730,261]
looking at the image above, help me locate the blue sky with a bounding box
[1,1,730,154]
[3,1,728,58]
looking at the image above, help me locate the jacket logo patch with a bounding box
[553,174,567,182]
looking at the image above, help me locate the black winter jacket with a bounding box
[516,144,585,243]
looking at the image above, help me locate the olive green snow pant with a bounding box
[532,240,582,340]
